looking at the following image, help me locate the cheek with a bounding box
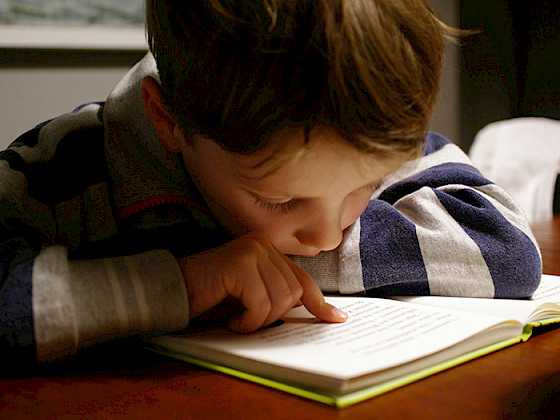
[248,213,295,238]
[193,179,256,237]
[343,194,371,229]
[213,200,258,236]
[219,199,292,240]
[235,210,299,250]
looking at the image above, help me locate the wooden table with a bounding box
[1,218,559,419]
[530,216,560,276]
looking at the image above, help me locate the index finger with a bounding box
[283,255,348,323]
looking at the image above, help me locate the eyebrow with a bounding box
[233,134,311,180]
[241,185,293,201]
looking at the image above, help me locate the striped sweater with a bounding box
[0,54,542,363]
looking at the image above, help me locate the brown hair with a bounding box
[146,0,451,158]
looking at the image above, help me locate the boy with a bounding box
[0,0,542,363]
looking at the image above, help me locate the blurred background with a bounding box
[0,0,558,152]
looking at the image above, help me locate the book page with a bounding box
[394,274,560,323]
[532,274,560,303]
[153,297,519,381]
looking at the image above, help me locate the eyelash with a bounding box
[365,183,378,193]
[255,198,299,214]
[254,183,377,214]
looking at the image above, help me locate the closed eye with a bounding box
[255,197,299,214]
[252,182,377,214]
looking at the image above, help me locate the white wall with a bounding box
[0,26,146,150]
[0,1,459,150]
[0,66,130,149]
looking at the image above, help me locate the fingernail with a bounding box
[332,307,348,320]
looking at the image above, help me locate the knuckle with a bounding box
[253,298,273,316]
[292,282,304,298]
[243,232,271,252]
[276,289,297,307]
[236,236,264,257]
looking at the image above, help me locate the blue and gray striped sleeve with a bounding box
[357,132,542,298]
[0,104,107,361]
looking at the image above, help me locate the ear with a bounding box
[141,76,182,152]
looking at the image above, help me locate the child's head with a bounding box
[145,0,448,157]
[142,0,450,255]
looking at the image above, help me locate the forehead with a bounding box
[227,125,308,177]
[229,127,390,193]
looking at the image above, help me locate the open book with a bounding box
[148,274,560,408]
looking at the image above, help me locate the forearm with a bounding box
[360,186,541,298]
[33,246,190,362]
[1,243,190,363]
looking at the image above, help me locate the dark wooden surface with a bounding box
[530,216,560,276]
[1,218,559,419]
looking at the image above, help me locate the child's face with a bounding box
[180,127,393,257]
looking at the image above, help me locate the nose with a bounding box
[295,210,344,252]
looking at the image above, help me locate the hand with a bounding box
[178,232,347,332]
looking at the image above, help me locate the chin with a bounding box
[301,251,322,258]
[285,249,322,258]
[271,239,322,258]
